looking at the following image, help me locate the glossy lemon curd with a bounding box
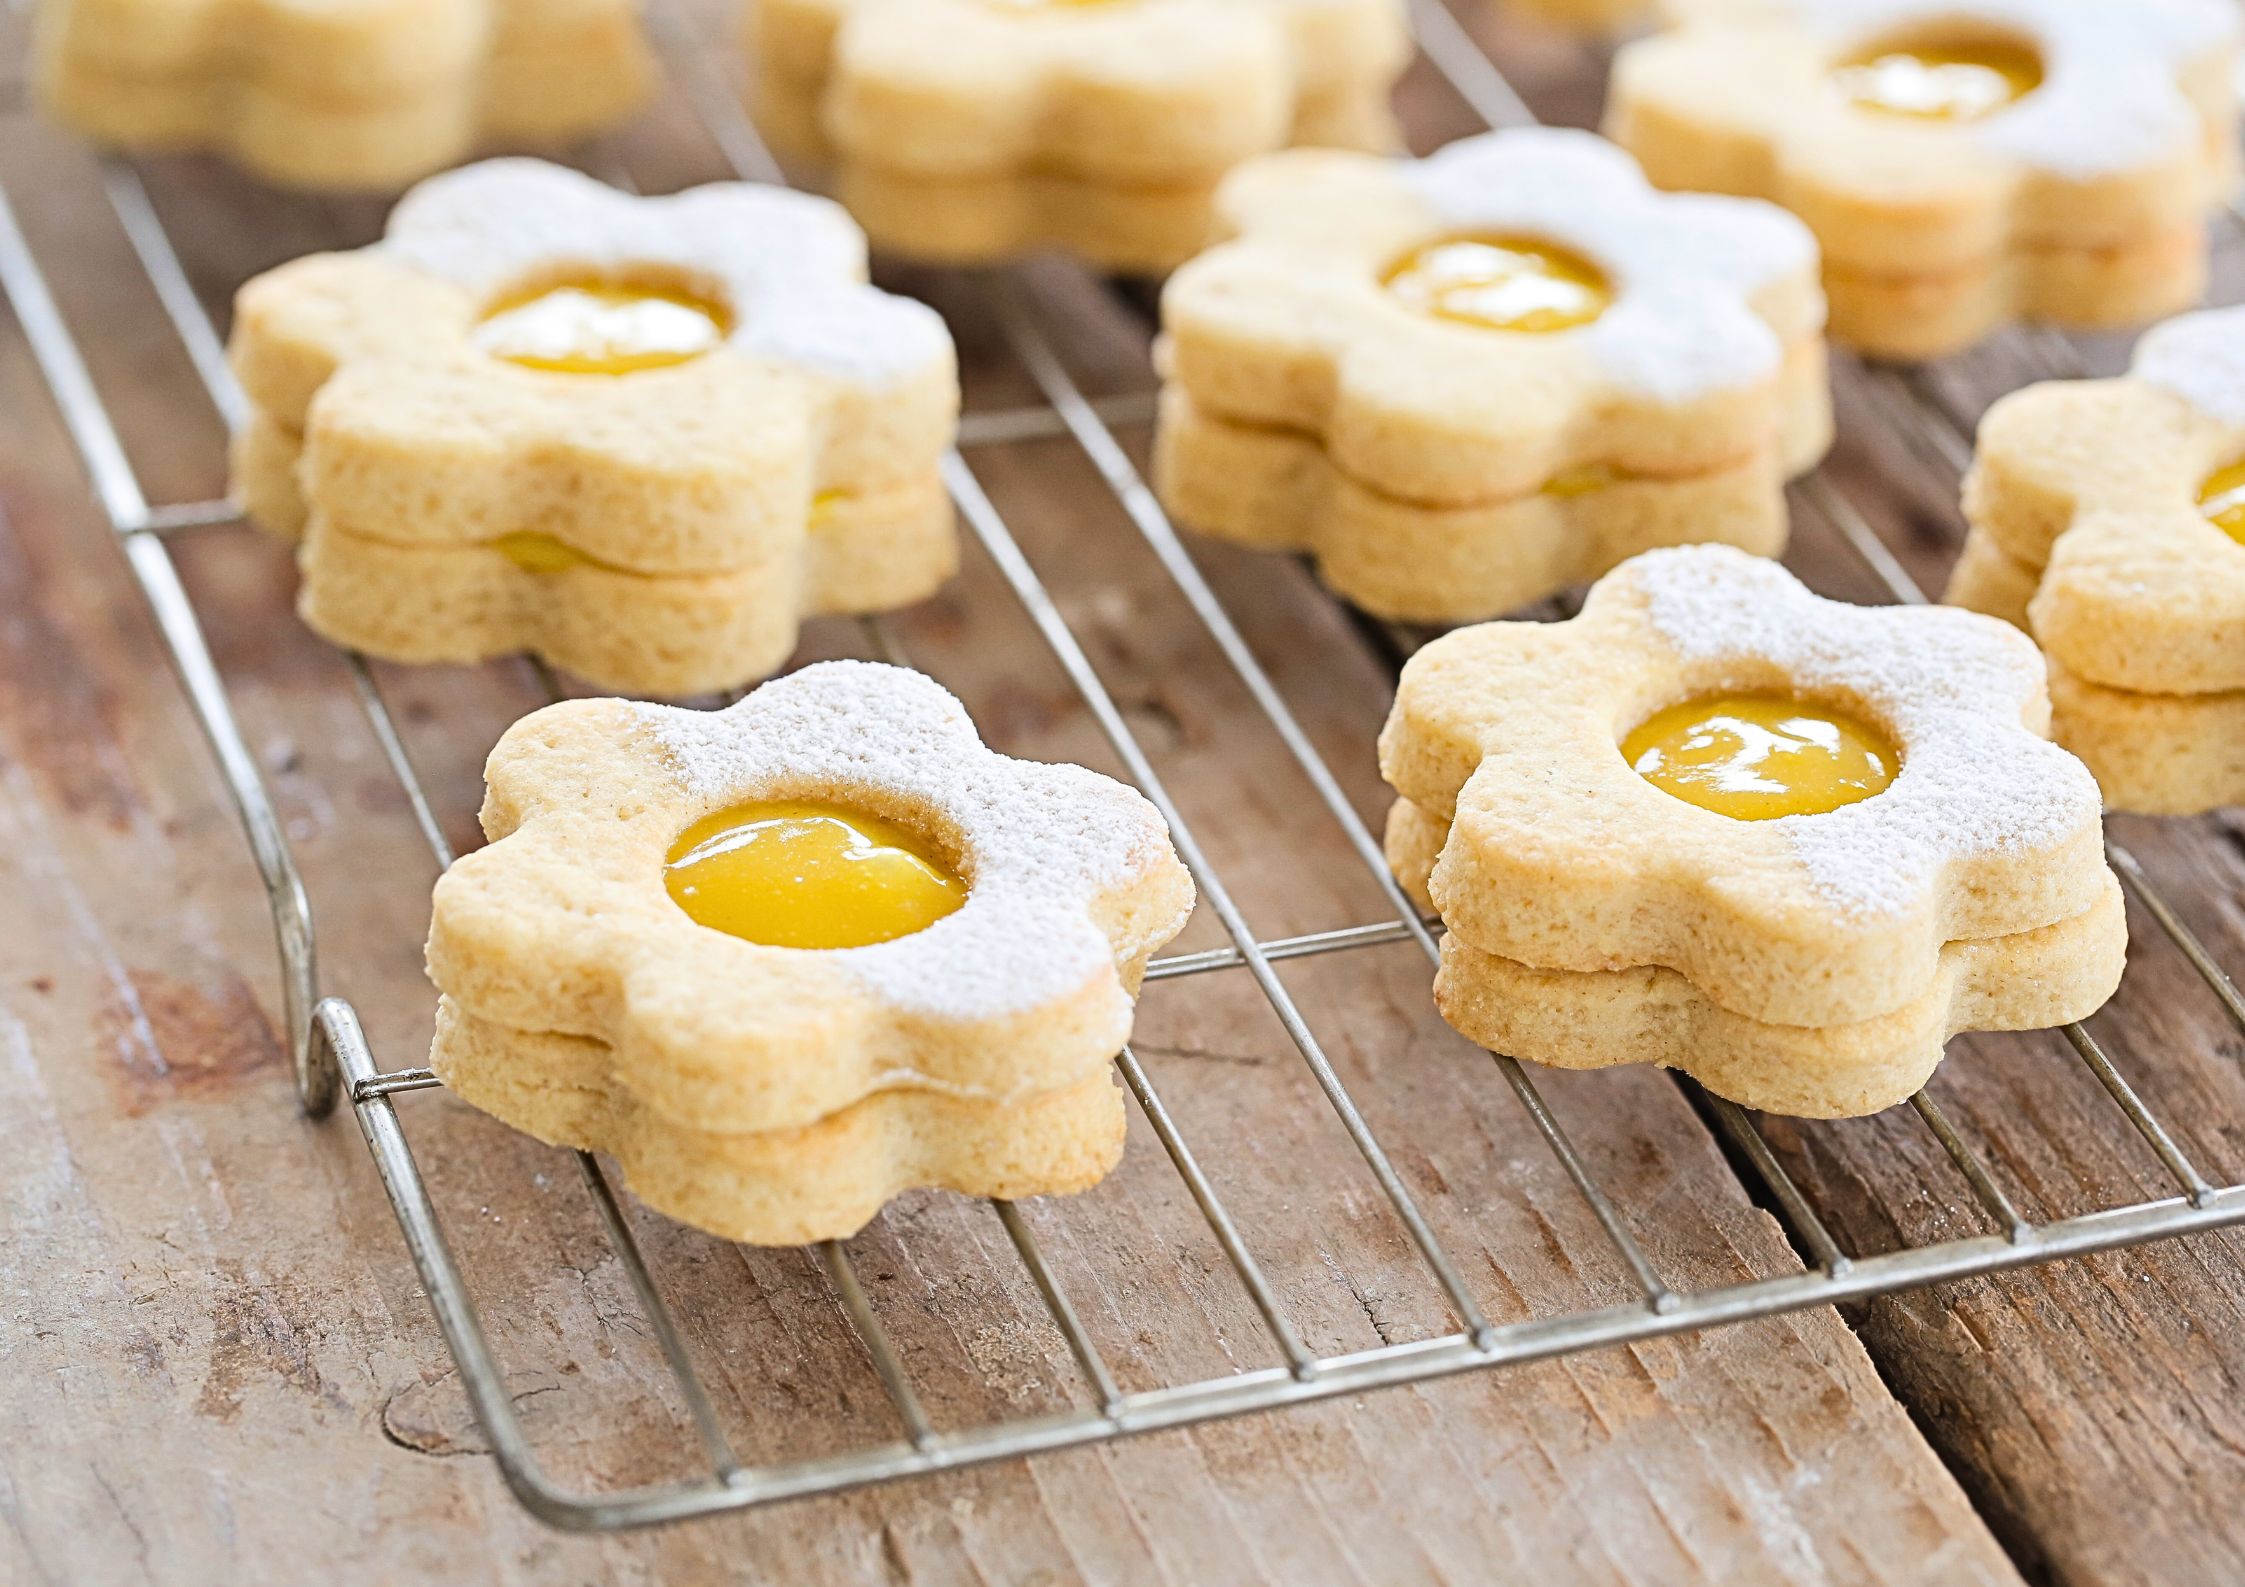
[473,278,729,375]
[1383,235,1612,334]
[1542,463,1623,499]
[1830,39,2042,122]
[664,799,967,950]
[2196,459,2245,546]
[1622,693,1899,820]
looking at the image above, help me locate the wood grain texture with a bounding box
[0,3,2232,1583]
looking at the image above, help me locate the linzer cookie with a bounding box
[34,0,655,190]
[1607,0,2238,358]
[751,0,1409,271]
[425,661,1195,1243]
[227,159,958,696]
[1948,306,2245,813]
[1155,130,1830,623]
[1379,545,2123,1117]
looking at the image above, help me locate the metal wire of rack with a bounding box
[2,0,2242,1532]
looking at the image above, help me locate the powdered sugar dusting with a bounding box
[1793,0,2232,179]
[1396,129,1821,402]
[1625,545,2100,919]
[630,661,1189,1019]
[377,158,951,388]
[2134,303,2245,423]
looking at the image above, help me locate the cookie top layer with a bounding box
[764,0,1409,182]
[1611,0,2236,282]
[427,661,1195,1133]
[628,662,1193,1021]
[1164,129,1824,501]
[381,159,951,391]
[1958,304,2245,692]
[1392,131,1818,401]
[228,158,960,568]
[1379,544,2110,1024]
[1629,547,2094,920]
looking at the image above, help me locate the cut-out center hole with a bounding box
[474,274,730,376]
[664,799,966,949]
[1830,35,2042,122]
[1622,692,1899,820]
[1383,234,1612,335]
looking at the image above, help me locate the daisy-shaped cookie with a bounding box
[1378,545,2123,1116]
[1155,129,1829,622]
[751,0,1409,271]
[35,0,654,190]
[228,159,958,697]
[426,660,1196,1244]
[1949,305,2245,812]
[1607,0,2238,359]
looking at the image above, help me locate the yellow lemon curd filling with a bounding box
[1383,235,1612,334]
[1622,693,1899,820]
[484,496,847,575]
[474,277,730,375]
[1830,38,2042,122]
[664,799,967,950]
[2196,459,2245,546]
[1542,464,1624,499]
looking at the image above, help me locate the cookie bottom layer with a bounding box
[42,30,649,189]
[298,490,955,696]
[1384,798,2127,1117]
[432,998,1126,1245]
[1825,227,2205,361]
[1154,390,1787,622]
[2048,662,2245,817]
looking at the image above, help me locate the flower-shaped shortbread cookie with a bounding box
[751,0,1409,271]
[1949,305,2245,813]
[426,660,1196,1243]
[36,0,653,190]
[1379,545,2123,1116]
[1608,0,2238,358]
[228,159,958,697]
[1156,129,1829,622]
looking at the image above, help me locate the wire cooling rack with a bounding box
[4,0,2244,1532]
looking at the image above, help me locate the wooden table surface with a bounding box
[6,5,2245,1584]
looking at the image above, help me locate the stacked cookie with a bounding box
[1949,307,2245,814]
[34,0,654,190]
[226,160,958,696]
[425,663,1196,1244]
[1156,130,1830,623]
[1380,547,2124,1118]
[750,0,1409,271]
[1607,0,2238,358]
